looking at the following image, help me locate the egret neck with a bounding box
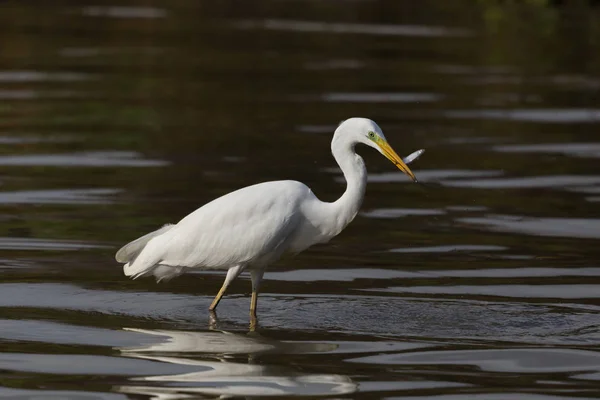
[328,138,367,236]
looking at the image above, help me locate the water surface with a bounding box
[1,1,599,399]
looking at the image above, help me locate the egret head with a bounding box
[335,117,418,182]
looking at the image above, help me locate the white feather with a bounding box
[116,223,174,263]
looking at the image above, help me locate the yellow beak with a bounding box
[378,140,418,182]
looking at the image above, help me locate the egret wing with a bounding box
[126,181,308,276]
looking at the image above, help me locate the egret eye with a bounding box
[368,131,376,140]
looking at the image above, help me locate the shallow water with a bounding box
[1,1,600,399]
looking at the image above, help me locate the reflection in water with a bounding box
[116,328,355,398]
[0,388,125,400]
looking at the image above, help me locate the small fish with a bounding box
[403,149,425,165]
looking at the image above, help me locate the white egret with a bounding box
[116,118,422,317]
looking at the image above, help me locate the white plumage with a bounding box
[116,118,422,317]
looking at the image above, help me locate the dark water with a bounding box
[1,1,600,398]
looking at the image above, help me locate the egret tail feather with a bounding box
[115,224,174,263]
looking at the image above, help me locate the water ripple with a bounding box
[0,238,107,251]
[320,92,442,103]
[267,267,600,282]
[0,89,79,100]
[390,244,506,253]
[0,70,90,82]
[446,109,600,123]
[459,214,600,239]
[80,6,167,19]
[0,388,125,400]
[366,169,503,183]
[443,175,600,189]
[371,284,600,299]
[0,151,168,167]
[362,208,445,218]
[0,188,120,205]
[350,348,600,373]
[235,19,470,37]
[494,143,600,158]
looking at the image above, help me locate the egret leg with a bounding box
[250,269,265,317]
[209,264,245,312]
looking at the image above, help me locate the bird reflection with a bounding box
[114,326,356,398]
